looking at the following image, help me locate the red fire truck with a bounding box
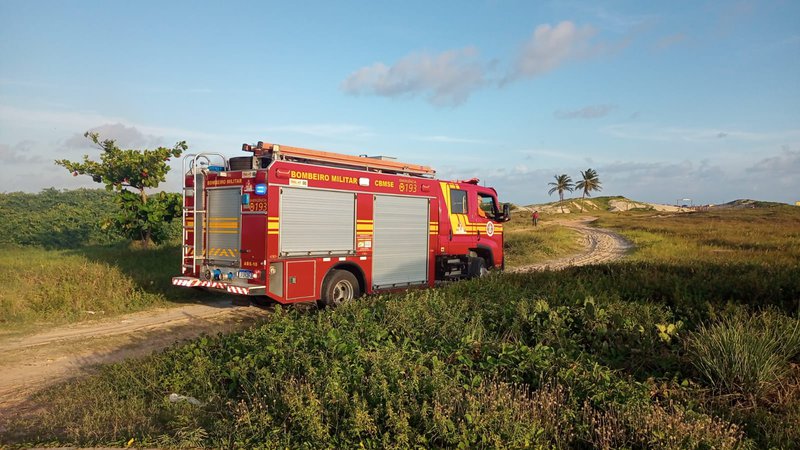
[171,141,510,306]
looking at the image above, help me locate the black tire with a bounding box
[467,257,488,278]
[319,269,360,307]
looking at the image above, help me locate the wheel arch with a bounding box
[473,244,496,268]
[324,262,367,296]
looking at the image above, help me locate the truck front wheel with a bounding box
[319,269,361,307]
[468,257,489,278]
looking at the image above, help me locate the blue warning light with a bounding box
[255,184,267,195]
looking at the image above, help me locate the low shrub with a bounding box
[686,310,800,398]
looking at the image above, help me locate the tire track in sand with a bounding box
[509,217,633,273]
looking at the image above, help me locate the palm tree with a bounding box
[547,174,574,213]
[575,168,602,212]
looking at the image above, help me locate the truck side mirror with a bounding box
[502,203,511,222]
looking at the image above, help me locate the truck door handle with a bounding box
[449,229,453,240]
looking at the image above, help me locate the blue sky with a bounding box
[1,0,798,205]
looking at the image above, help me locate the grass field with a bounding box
[0,209,579,335]
[0,244,222,337]
[3,204,799,448]
[503,210,584,268]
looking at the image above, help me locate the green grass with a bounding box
[596,205,800,266]
[687,310,800,398]
[2,277,747,449]
[2,205,800,448]
[502,209,586,268]
[0,244,220,336]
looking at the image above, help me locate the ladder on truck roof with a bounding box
[242,141,436,177]
[180,153,228,273]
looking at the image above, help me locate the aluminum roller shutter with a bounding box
[206,187,241,265]
[280,187,355,256]
[373,195,429,288]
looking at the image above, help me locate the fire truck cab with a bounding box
[172,141,510,306]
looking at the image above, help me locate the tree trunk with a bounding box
[139,188,149,249]
[580,192,585,212]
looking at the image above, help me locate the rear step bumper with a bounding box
[171,276,265,296]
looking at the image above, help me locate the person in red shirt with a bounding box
[532,210,540,227]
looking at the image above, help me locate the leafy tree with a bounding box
[547,174,574,213]
[575,168,602,212]
[55,132,187,246]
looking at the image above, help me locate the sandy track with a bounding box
[0,300,267,414]
[510,217,633,272]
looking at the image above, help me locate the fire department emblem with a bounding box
[485,222,495,237]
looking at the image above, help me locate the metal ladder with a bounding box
[181,153,228,273]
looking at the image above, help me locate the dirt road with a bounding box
[510,217,633,272]
[0,218,631,412]
[0,300,267,414]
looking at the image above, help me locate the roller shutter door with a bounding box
[373,195,429,288]
[206,187,241,265]
[280,187,355,256]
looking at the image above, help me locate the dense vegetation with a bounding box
[0,188,122,248]
[3,203,799,448]
[0,188,182,248]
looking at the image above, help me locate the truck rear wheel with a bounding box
[319,269,360,307]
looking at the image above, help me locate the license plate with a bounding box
[237,270,253,279]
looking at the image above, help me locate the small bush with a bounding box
[583,401,745,450]
[686,310,800,397]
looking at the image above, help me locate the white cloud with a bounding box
[602,123,800,143]
[341,20,629,106]
[64,123,164,149]
[554,104,616,119]
[747,148,800,176]
[0,104,240,144]
[341,47,488,106]
[0,141,46,165]
[505,21,602,83]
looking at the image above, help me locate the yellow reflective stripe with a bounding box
[208,248,239,257]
